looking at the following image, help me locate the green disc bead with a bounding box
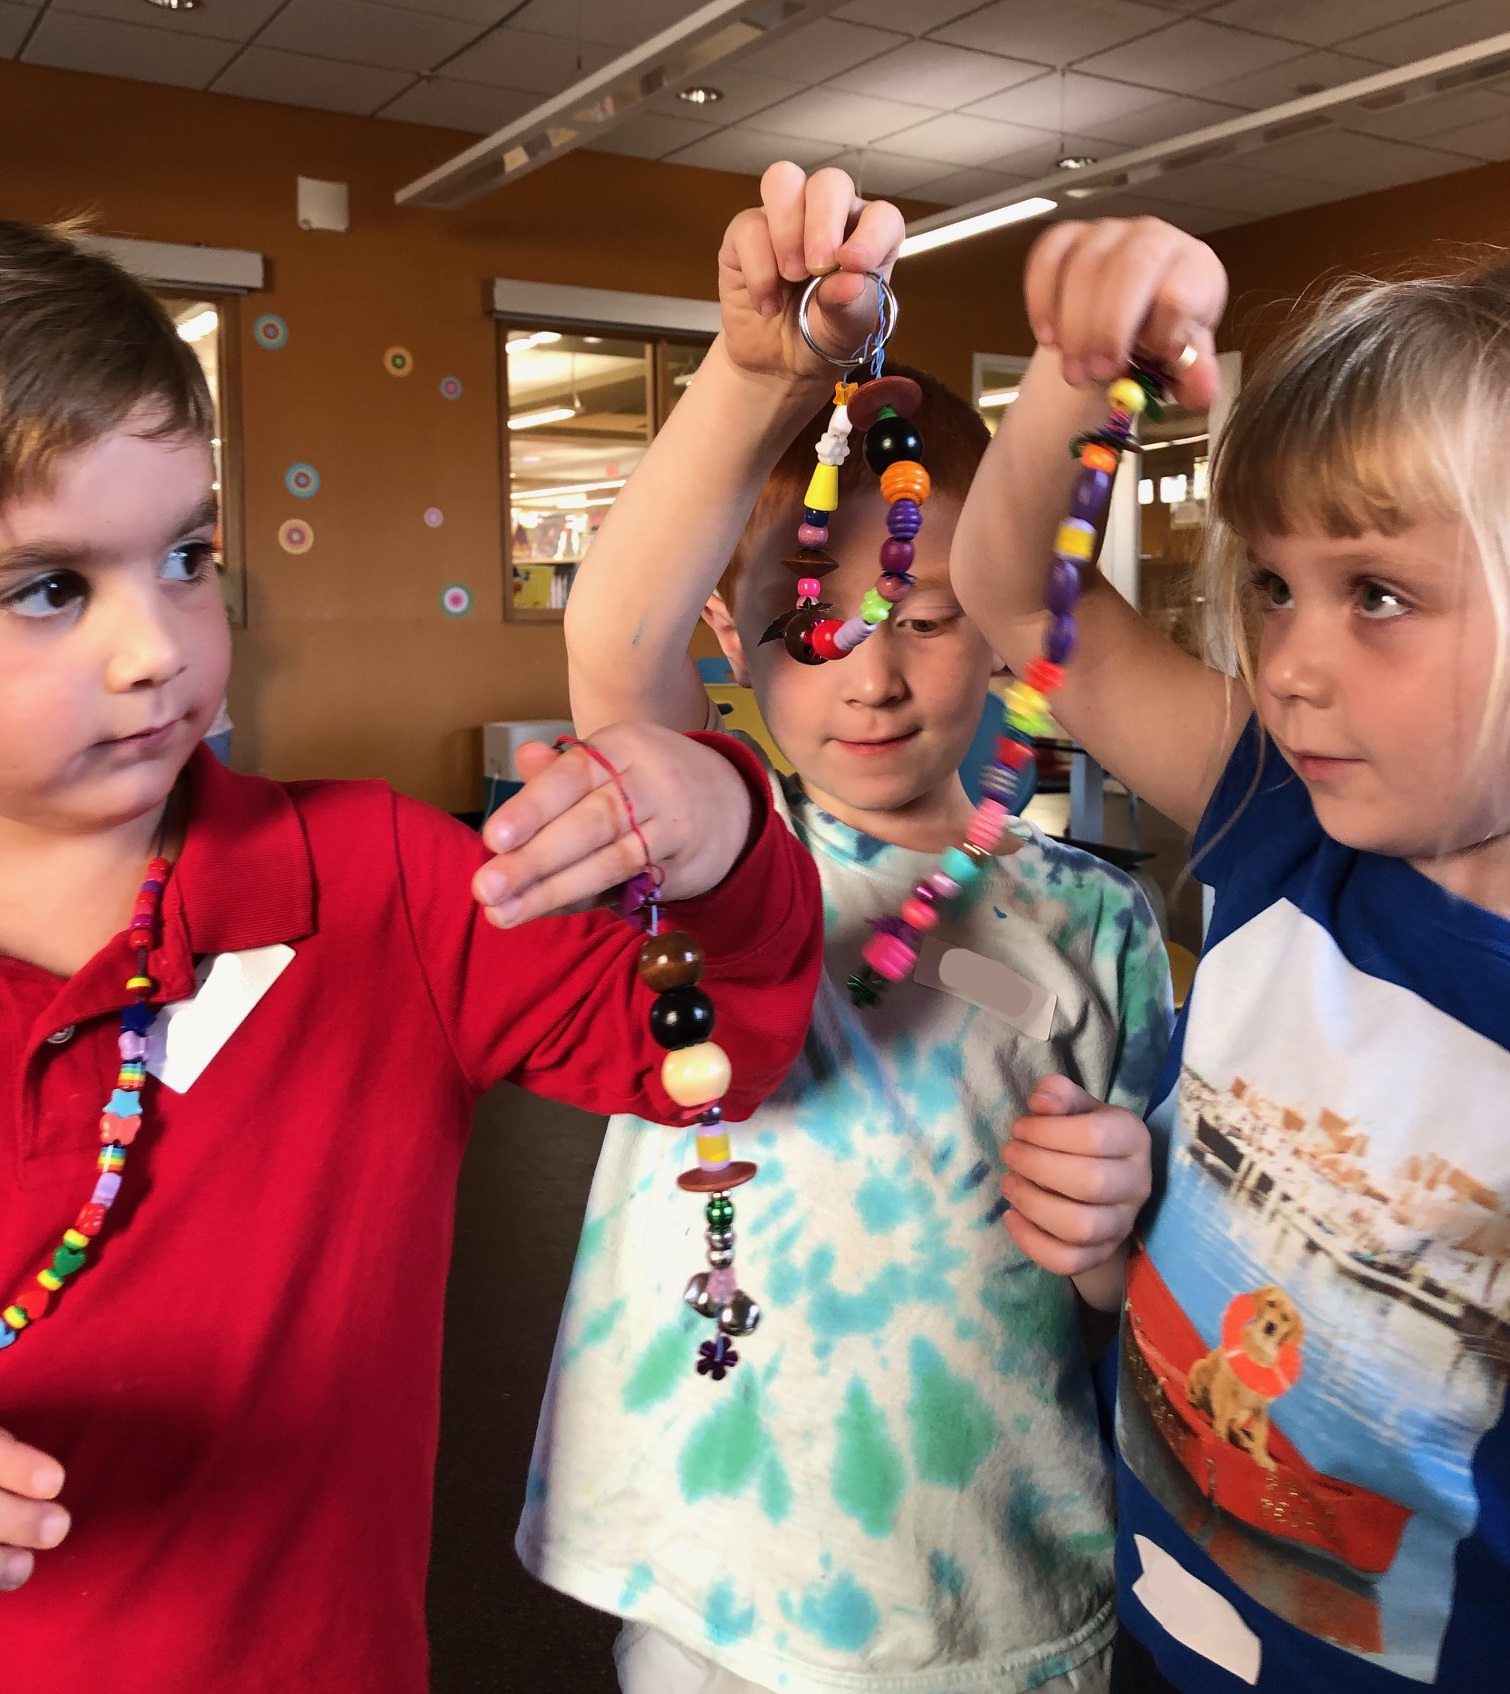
[860,589,891,624]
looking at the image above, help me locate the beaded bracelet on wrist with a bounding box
[847,361,1169,1008]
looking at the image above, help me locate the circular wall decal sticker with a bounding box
[278,518,314,555]
[285,462,320,498]
[440,584,472,618]
[383,346,414,377]
[439,375,462,400]
[423,506,444,528]
[253,314,288,350]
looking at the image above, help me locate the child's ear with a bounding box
[702,593,752,688]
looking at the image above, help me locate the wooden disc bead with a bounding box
[781,546,838,578]
[847,375,923,432]
[638,930,704,991]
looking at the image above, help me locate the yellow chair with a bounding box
[1165,941,1198,1011]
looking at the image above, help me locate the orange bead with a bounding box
[880,461,931,507]
[1081,444,1117,474]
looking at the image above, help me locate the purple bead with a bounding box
[879,538,914,573]
[834,616,870,651]
[876,571,913,603]
[909,880,938,908]
[929,870,961,900]
[1070,468,1113,528]
[1045,557,1084,617]
[797,522,828,547]
[1044,614,1078,666]
[887,499,921,540]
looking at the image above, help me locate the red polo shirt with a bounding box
[0,739,820,1693]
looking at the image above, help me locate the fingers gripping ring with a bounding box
[553,735,661,886]
[797,270,899,379]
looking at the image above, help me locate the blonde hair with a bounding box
[0,219,214,505]
[1200,257,1510,771]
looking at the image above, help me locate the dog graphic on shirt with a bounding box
[1188,1284,1306,1472]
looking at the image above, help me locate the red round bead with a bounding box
[1024,658,1066,695]
[996,736,1034,769]
[75,1204,108,1237]
[808,619,845,660]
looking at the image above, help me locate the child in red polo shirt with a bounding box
[0,220,822,1694]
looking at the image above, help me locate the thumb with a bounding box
[513,740,563,783]
[1026,1074,1101,1116]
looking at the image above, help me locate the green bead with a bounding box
[847,967,883,1008]
[705,1196,734,1230]
[940,845,985,896]
[860,589,891,624]
[52,1245,86,1278]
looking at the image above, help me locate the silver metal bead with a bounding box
[682,1271,718,1319]
[718,1290,761,1337]
[707,1243,735,1269]
[705,1229,735,1252]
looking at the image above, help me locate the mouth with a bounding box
[100,719,182,755]
[1277,738,1363,784]
[833,729,921,758]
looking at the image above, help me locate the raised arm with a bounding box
[951,218,1242,833]
[564,163,905,736]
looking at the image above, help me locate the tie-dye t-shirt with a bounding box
[518,767,1173,1693]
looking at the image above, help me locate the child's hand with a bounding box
[0,1427,69,1590]
[1024,217,1228,410]
[474,726,753,926]
[1001,1076,1152,1311]
[717,161,905,389]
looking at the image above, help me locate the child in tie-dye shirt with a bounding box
[517,165,1173,1694]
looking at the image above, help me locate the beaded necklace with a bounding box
[0,847,170,1348]
[847,361,1169,1008]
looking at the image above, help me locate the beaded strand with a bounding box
[0,854,169,1348]
[847,362,1168,1009]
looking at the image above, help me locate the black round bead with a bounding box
[863,415,924,475]
[649,985,716,1049]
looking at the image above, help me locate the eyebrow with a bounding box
[0,494,220,581]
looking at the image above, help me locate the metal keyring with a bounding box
[797,270,899,379]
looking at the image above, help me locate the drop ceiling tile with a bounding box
[23,9,236,86]
[830,39,1043,107]
[1343,0,1510,66]
[826,147,959,196]
[211,46,415,114]
[992,130,1111,177]
[665,126,835,175]
[877,110,1053,166]
[1086,92,1249,146]
[445,25,615,93]
[510,0,710,48]
[376,0,511,22]
[0,3,30,58]
[1050,187,1227,232]
[838,0,982,31]
[1257,126,1481,188]
[1135,158,1341,216]
[53,0,286,41]
[1079,17,1308,93]
[1202,47,1383,110]
[753,85,933,146]
[587,111,719,159]
[1426,106,1510,160]
[906,165,1032,206]
[1206,0,1438,48]
[935,0,1174,65]
[967,69,1167,133]
[257,0,481,74]
[379,76,537,132]
[646,68,803,127]
[733,17,905,83]
[1346,85,1510,141]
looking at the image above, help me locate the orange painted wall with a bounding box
[2,53,1508,808]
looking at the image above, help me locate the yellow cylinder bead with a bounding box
[662,1040,732,1108]
[695,1131,732,1165]
[1054,521,1095,561]
[37,1271,61,1292]
[3,1305,28,1329]
[1107,376,1147,414]
[805,462,840,512]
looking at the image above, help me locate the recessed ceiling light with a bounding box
[1056,155,1096,171]
[145,0,202,10]
[677,86,724,105]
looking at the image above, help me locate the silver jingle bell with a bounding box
[682,1271,718,1320]
[705,1229,735,1253]
[718,1290,761,1337]
[707,1243,735,1269]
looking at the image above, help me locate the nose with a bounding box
[101,578,188,696]
[1259,605,1335,710]
[839,622,907,709]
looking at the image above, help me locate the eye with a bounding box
[164,540,219,584]
[897,611,958,637]
[2,570,87,620]
[1249,569,1293,612]
[1357,578,1409,620]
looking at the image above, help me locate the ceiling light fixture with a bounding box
[145,0,201,9]
[899,196,1057,260]
[1056,155,1096,170]
[677,86,724,104]
[977,388,1021,408]
[508,404,580,432]
[176,309,219,343]
[505,330,564,355]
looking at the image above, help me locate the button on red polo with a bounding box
[0,741,821,1694]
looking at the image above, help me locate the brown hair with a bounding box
[0,220,214,505]
[718,363,990,608]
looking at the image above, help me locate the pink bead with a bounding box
[863,932,918,982]
[966,799,1011,853]
[900,897,939,932]
[880,538,914,573]
[707,1267,737,1301]
[929,870,961,900]
[876,572,912,603]
[119,1032,147,1060]
[797,522,828,547]
[797,576,823,600]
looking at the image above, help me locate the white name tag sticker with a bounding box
[1131,1535,1261,1686]
[145,944,296,1094]
[912,936,1056,1040]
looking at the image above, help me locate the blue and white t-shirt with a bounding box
[1115,722,1510,1692]
[520,765,1172,1693]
